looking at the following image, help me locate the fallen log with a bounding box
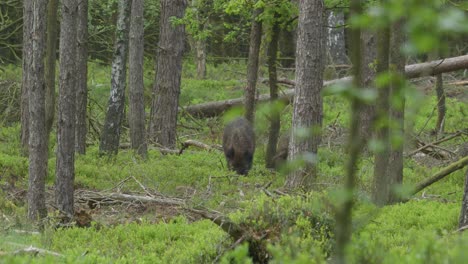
[181,55,468,118]
[411,155,468,196]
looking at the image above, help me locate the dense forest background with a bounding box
[0,0,468,263]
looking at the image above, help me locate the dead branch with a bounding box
[407,131,463,157]
[179,140,222,154]
[5,243,64,258]
[76,190,186,207]
[411,156,468,196]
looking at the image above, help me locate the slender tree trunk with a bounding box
[244,8,262,123]
[45,0,59,141]
[99,0,132,155]
[27,0,48,221]
[335,0,362,262]
[128,0,147,158]
[358,30,377,142]
[459,168,468,229]
[285,0,325,190]
[326,10,348,65]
[56,0,78,219]
[387,19,406,203]
[265,20,281,169]
[148,0,187,149]
[195,38,207,79]
[21,0,33,156]
[75,0,88,154]
[435,73,445,136]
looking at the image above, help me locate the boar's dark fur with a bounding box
[223,117,255,175]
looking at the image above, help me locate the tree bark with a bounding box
[285,0,325,190]
[244,8,262,123]
[45,0,59,141]
[372,22,391,206]
[358,30,377,141]
[435,73,445,136]
[20,0,33,156]
[195,37,207,79]
[180,55,468,119]
[56,0,78,219]
[335,0,362,262]
[99,0,132,155]
[148,0,187,149]
[265,20,281,169]
[75,0,89,154]
[459,168,468,229]
[326,10,348,65]
[27,0,48,221]
[386,19,406,204]
[128,0,147,158]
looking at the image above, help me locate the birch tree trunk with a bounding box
[99,0,132,155]
[326,10,348,65]
[75,0,88,154]
[244,8,262,123]
[56,0,78,219]
[285,0,325,190]
[148,0,187,149]
[27,0,48,221]
[128,0,147,158]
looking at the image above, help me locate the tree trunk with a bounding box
[265,20,281,169]
[358,30,377,141]
[326,10,348,65]
[99,0,132,155]
[335,0,362,262]
[372,23,391,206]
[435,73,445,136]
[459,168,468,229]
[21,0,33,156]
[27,0,48,221]
[244,8,262,123]
[195,37,207,79]
[285,0,325,190]
[148,0,187,149]
[128,0,147,158]
[75,0,88,154]
[386,19,406,204]
[56,0,78,219]
[45,0,59,141]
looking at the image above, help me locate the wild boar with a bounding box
[222,117,255,175]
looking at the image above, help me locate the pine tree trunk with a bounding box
[56,0,78,219]
[244,8,262,123]
[196,38,207,79]
[285,0,325,190]
[27,0,48,221]
[148,0,187,149]
[358,30,377,142]
[20,0,32,156]
[75,0,89,154]
[372,25,391,206]
[387,19,406,204]
[129,0,147,158]
[45,0,59,141]
[265,20,281,169]
[99,0,132,155]
[459,168,468,229]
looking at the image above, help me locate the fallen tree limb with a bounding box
[4,243,64,258]
[76,190,186,207]
[179,140,222,154]
[407,131,463,157]
[181,55,468,118]
[411,156,468,196]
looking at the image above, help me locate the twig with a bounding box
[131,176,154,198]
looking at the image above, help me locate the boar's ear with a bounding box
[226,148,235,158]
